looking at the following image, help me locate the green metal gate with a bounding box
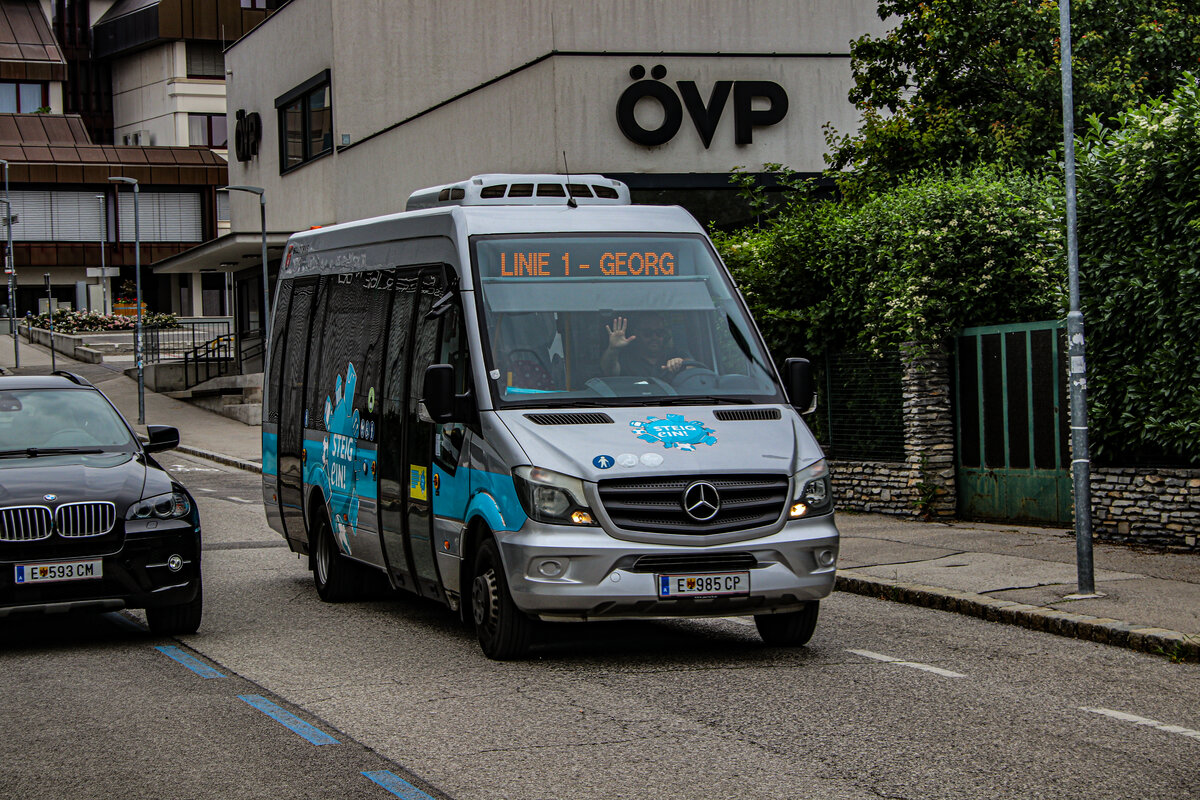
[954,321,1072,524]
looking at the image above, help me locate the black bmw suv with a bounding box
[0,372,202,634]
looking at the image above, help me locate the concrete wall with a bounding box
[224,0,888,231]
[111,41,229,149]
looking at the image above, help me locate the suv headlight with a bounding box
[789,459,833,518]
[127,490,192,520]
[512,466,596,525]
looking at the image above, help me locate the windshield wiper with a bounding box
[0,447,106,458]
[648,396,755,406]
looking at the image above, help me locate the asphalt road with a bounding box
[2,451,1197,800]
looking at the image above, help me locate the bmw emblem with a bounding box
[43,494,57,502]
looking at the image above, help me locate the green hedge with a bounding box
[1076,76,1200,464]
[713,165,1066,361]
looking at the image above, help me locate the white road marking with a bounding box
[846,649,966,678]
[727,617,755,627]
[196,487,215,492]
[227,496,250,503]
[1080,707,1200,742]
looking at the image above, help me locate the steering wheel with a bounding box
[45,428,93,446]
[668,360,720,391]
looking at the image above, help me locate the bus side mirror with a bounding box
[422,364,457,424]
[783,358,817,414]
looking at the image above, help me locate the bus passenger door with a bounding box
[405,269,454,601]
[378,272,419,591]
[277,279,318,546]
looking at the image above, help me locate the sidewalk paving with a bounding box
[4,336,1197,660]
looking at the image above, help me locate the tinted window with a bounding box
[0,389,135,451]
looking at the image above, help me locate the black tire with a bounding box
[754,601,819,647]
[313,513,359,602]
[146,575,203,635]
[471,537,535,660]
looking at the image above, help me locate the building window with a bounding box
[186,42,225,79]
[275,70,333,173]
[0,82,48,113]
[216,191,231,223]
[189,113,228,148]
[117,192,204,243]
[241,0,270,8]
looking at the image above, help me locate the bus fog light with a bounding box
[571,511,593,525]
[167,554,184,572]
[536,558,566,578]
[790,502,808,518]
[816,549,836,568]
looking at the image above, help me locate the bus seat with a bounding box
[498,313,558,391]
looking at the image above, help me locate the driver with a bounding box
[600,313,698,379]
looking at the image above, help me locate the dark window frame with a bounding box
[188,113,228,149]
[0,81,49,113]
[275,70,333,175]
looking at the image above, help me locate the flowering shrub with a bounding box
[26,309,180,333]
[1076,75,1200,464]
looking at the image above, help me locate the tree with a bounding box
[828,1,1200,198]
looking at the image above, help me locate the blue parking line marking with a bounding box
[362,771,437,800]
[155,645,224,678]
[238,695,339,745]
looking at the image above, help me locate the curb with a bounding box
[836,569,1199,663]
[176,444,263,475]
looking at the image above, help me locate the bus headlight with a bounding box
[513,466,596,525]
[789,459,833,518]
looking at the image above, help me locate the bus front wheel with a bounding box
[471,538,534,660]
[754,601,820,646]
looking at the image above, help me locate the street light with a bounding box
[1,158,16,367]
[1058,0,1096,597]
[109,176,144,425]
[96,194,109,315]
[220,185,270,340]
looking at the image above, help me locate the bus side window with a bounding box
[433,304,468,474]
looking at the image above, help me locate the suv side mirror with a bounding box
[783,358,817,414]
[144,425,180,453]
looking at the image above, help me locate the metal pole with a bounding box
[259,195,269,339]
[96,194,108,315]
[44,272,55,372]
[1059,0,1095,595]
[2,160,16,367]
[110,177,144,424]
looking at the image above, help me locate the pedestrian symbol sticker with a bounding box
[592,455,615,469]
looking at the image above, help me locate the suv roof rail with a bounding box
[406,174,630,211]
[52,370,93,387]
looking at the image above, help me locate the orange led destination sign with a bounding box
[496,250,676,278]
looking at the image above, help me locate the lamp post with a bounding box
[220,185,269,340]
[1,158,16,367]
[96,194,109,315]
[1058,0,1095,596]
[109,176,144,425]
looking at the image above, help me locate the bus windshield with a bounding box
[472,233,784,407]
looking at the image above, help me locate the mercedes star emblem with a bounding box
[682,481,720,522]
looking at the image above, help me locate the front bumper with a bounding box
[495,515,838,620]
[0,522,201,619]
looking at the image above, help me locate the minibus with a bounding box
[261,174,838,659]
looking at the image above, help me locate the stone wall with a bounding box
[830,344,957,519]
[1091,467,1200,550]
[824,344,1198,552]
